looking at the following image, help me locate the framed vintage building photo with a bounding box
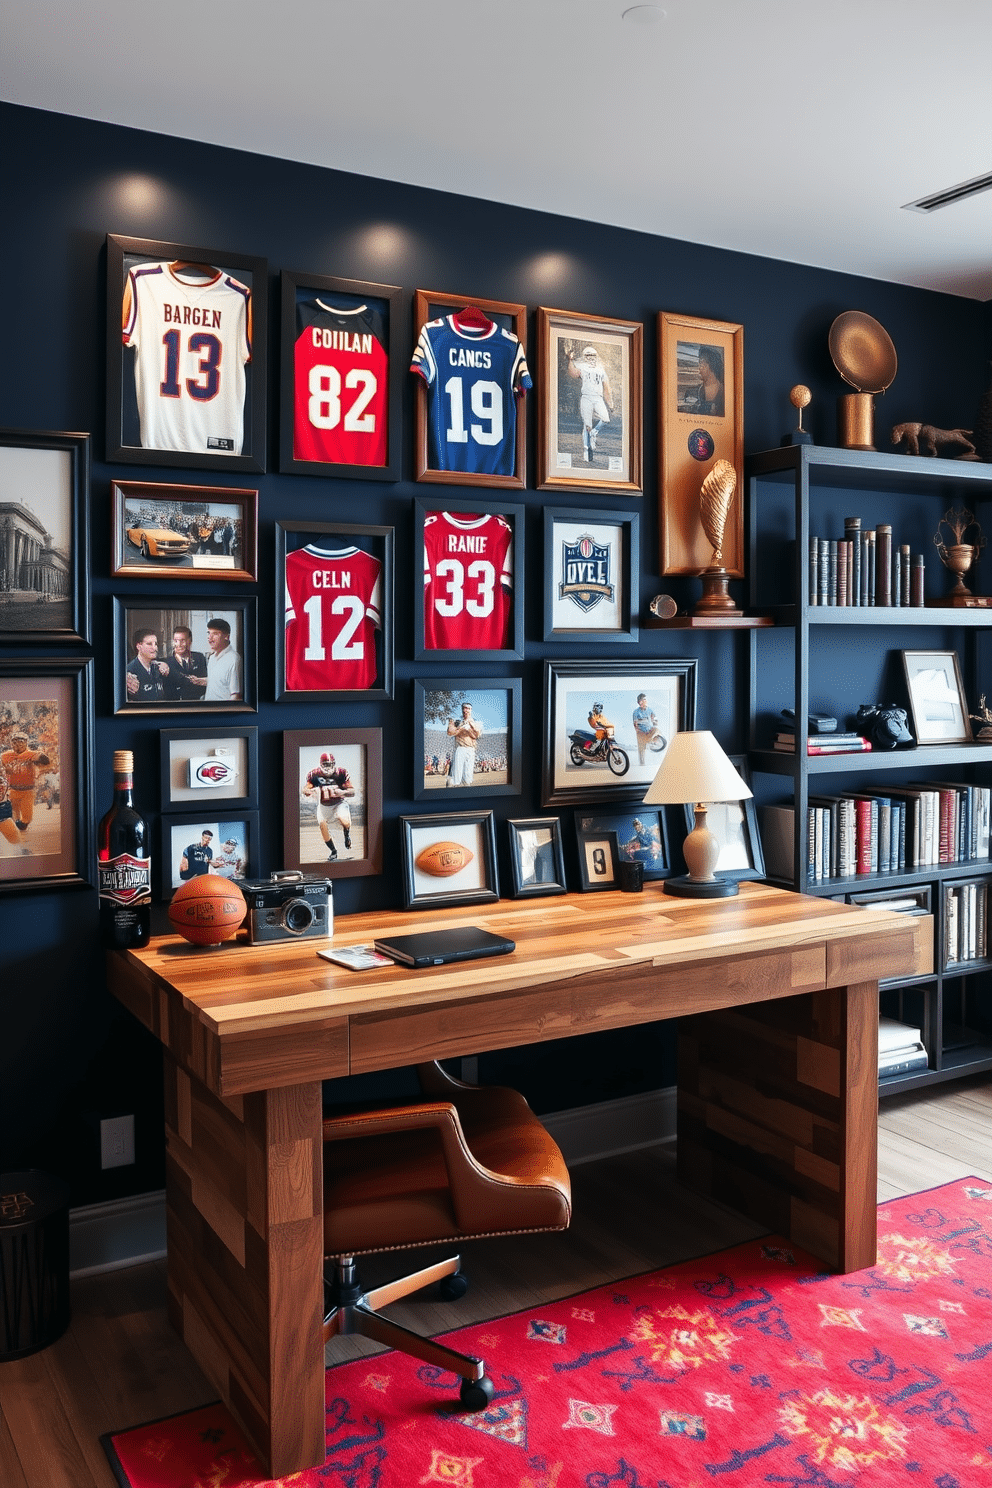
[282,728,383,880]
[159,725,259,812]
[413,678,522,800]
[399,809,500,910]
[111,481,258,582]
[544,506,639,643]
[0,428,90,645]
[506,818,567,898]
[536,307,642,494]
[902,650,972,745]
[162,812,258,896]
[683,754,764,882]
[414,497,525,660]
[113,597,256,715]
[576,806,670,881]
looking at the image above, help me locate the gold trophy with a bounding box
[693,458,741,616]
[932,505,991,608]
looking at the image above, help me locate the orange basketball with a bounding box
[168,874,247,946]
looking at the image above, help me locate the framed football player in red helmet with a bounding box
[282,728,383,881]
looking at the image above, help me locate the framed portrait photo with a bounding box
[275,520,394,701]
[901,650,972,745]
[0,428,90,644]
[162,812,258,898]
[544,506,639,643]
[159,725,258,812]
[658,311,744,577]
[536,307,642,494]
[282,728,383,881]
[681,756,764,882]
[111,481,258,582]
[413,677,522,800]
[576,806,670,882]
[113,596,256,716]
[400,810,500,911]
[279,270,402,481]
[506,818,567,898]
[414,497,525,661]
[106,233,267,474]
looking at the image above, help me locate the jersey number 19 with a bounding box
[444,376,502,447]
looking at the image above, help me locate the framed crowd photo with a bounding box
[541,657,697,807]
[901,650,972,745]
[575,826,620,892]
[658,311,744,577]
[399,809,500,911]
[0,656,95,896]
[113,597,257,716]
[413,677,523,800]
[506,818,567,898]
[111,481,258,582]
[576,806,670,882]
[0,428,90,645]
[543,506,640,643]
[535,306,643,494]
[106,233,267,474]
[414,497,525,661]
[282,727,383,881]
[411,289,529,489]
[279,270,402,481]
[683,754,764,883]
[161,811,258,898]
[159,725,259,812]
[275,520,394,702]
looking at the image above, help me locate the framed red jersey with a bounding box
[414,498,525,661]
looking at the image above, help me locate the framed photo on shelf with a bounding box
[0,657,94,895]
[901,650,972,745]
[682,755,764,882]
[159,725,258,812]
[535,306,642,494]
[411,289,529,489]
[575,806,670,881]
[275,520,394,701]
[658,311,744,577]
[0,428,90,645]
[544,506,639,643]
[112,596,256,716]
[542,657,697,807]
[282,728,383,880]
[106,233,267,474]
[111,481,258,582]
[575,826,620,891]
[399,810,500,910]
[279,270,402,481]
[506,818,567,898]
[413,677,522,800]
[161,811,258,897]
[414,497,525,660]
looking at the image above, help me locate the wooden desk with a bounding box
[107,883,925,1476]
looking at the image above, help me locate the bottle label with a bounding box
[99,853,152,906]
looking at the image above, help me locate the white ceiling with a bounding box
[4,0,991,300]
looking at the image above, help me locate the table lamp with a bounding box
[642,730,752,898]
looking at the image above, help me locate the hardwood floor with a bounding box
[1,1074,989,1488]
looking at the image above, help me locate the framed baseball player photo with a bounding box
[112,596,257,716]
[275,520,394,702]
[106,233,267,474]
[411,289,529,490]
[413,677,523,801]
[111,481,259,583]
[0,428,91,645]
[399,810,500,911]
[544,506,640,643]
[162,812,258,897]
[414,497,525,661]
[159,726,259,812]
[506,818,567,899]
[279,270,403,482]
[282,728,383,881]
[536,307,643,495]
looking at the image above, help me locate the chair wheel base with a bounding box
[439,1269,469,1301]
[459,1374,495,1411]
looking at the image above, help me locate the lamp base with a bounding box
[663,875,738,899]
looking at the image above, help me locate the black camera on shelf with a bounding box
[854,703,915,751]
[240,870,333,943]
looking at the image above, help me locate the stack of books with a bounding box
[772,731,871,755]
[808,519,925,607]
[944,880,989,964]
[878,1016,928,1079]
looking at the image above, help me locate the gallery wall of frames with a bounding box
[1,100,988,1204]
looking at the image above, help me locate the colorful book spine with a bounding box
[876,524,892,605]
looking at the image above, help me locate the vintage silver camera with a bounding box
[240,870,333,943]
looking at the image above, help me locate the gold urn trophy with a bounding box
[932,506,991,608]
[693,458,741,616]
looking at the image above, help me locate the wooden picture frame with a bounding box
[544,505,639,643]
[575,826,620,891]
[536,306,643,494]
[575,806,670,881]
[161,811,259,898]
[506,817,567,898]
[106,234,267,474]
[0,428,90,644]
[902,650,973,745]
[282,728,383,881]
[414,497,525,660]
[159,725,259,812]
[681,755,765,882]
[113,596,257,716]
[111,480,258,582]
[400,810,500,910]
[279,270,402,481]
[658,311,744,577]
[413,677,523,800]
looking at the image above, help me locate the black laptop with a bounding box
[372,925,515,969]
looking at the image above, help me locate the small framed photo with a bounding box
[535,307,642,494]
[282,728,383,880]
[576,828,620,891]
[106,234,267,474]
[279,270,402,481]
[506,818,567,898]
[275,520,394,701]
[413,678,522,800]
[544,506,639,643]
[0,657,94,895]
[400,810,500,910]
[576,807,670,881]
[414,497,525,660]
[159,726,258,811]
[113,597,256,715]
[0,428,90,644]
[411,290,529,488]
[162,812,258,897]
[681,756,764,882]
[111,481,258,582]
[901,650,973,745]
[658,312,744,578]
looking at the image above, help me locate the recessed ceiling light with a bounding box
[622,5,666,24]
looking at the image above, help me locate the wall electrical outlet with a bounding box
[100,1114,135,1169]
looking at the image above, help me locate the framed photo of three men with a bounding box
[113,597,257,715]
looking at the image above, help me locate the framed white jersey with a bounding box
[423,511,513,652]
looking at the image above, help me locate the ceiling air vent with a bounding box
[903,171,992,213]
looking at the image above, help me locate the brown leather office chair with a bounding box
[322,1060,571,1409]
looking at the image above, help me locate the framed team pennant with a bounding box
[413,496,525,661]
[279,270,403,481]
[536,307,643,495]
[543,505,639,643]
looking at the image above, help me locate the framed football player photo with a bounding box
[414,496,525,660]
[575,806,670,882]
[106,233,267,474]
[411,289,529,489]
[0,428,91,645]
[111,480,258,582]
[544,506,640,643]
[275,520,394,702]
[112,596,257,716]
[279,270,403,481]
[282,728,383,881]
[535,307,643,495]
[413,677,523,800]
[506,818,567,898]
[161,812,258,897]
[399,810,500,911]
[159,726,259,812]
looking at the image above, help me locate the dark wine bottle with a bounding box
[98,749,151,949]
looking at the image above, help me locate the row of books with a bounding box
[878,1016,928,1078]
[945,880,988,965]
[808,520,925,607]
[772,731,871,755]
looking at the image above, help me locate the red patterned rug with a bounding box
[103,1178,992,1488]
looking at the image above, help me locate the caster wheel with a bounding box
[459,1374,495,1412]
[439,1269,469,1301]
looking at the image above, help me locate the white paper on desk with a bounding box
[318,944,395,970]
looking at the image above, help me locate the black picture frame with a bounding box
[575,806,671,881]
[681,754,765,882]
[414,496,525,661]
[279,270,403,481]
[160,810,259,899]
[113,596,257,716]
[111,480,259,583]
[282,727,383,881]
[106,233,267,474]
[575,826,621,891]
[0,428,90,645]
[506,818,568,898]
[543,505,639,643]
[275,520,394,702]
[413,676,523,800]
[159,725,259,812]
[399,810,500,910]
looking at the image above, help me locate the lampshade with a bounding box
[642,730,752,806]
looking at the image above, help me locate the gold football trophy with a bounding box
[693,458,741,616]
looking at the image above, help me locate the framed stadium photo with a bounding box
[413,677,523,800]
[106,233,267,475]
[414,496,525,661]
[535,307,643,495]
[112,596,257,716]
[682,754,764,883]
[161,811,258,897]
[575,807,670,882]
[282,728,383,881]
[399,810,500,911]
[411,289,529,490]
[544,506,640,643]
[275,520,394,702]
[506,818,567,898]
[111,481,258,582]
[658,311,744,578]
[159,726,259,812]
[279,270,403,482]
[0,428,91,645]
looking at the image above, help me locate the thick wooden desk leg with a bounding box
[162,1052,325,1476]
[677,981,879,1273]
